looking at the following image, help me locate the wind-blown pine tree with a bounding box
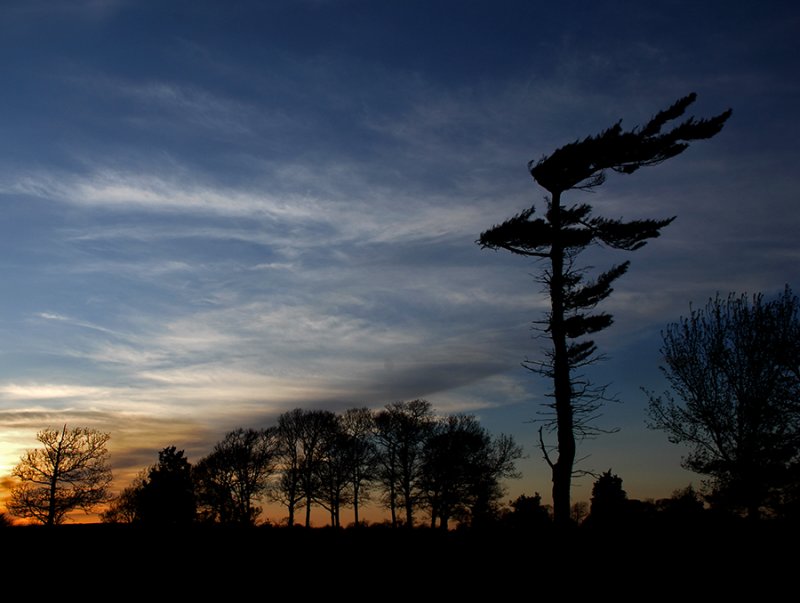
[479,93,732,525]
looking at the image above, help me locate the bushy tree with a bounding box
[501,493,552,529]
[479,93,731,525]
[656,485,705,519]
[647,286,800,518]
[8,425,112,525]
[137,446,196,525]
[586,470,627,527]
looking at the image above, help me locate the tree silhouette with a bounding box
[137,446,196,526]
[374,399,435,527]
[194,427,279,525]
[272,408,338,527]
[315,424,355,528]
[339,407,378,527]
[570,500,589,525]
[647,287,800,519]
[586,469,628,527]
[7,425,112,526]
[501,493,551,529]
[656,485,705,522]
[478,93,731,525]
[101,469,147,524]
[296,409,338,528]
[421,414,490,529]
[273,409,306,526]
[420,414,522,529]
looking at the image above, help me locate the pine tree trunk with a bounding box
[548,192,576,526]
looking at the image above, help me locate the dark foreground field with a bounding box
[2,522,795,595]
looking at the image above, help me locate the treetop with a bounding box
[529,93,732,194]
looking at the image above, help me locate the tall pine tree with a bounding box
[479,93,731,526]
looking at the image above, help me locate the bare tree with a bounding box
[273,409,306,526]
[339,407,378,527]
[296,409,338,527]
[273,408,338,527]
[374,399,435,527]
[8,425,112,525]
[101,469,148,524]
[314,421,352,528]
[420,414,522,529]
[194,427,279,525]
[647,287,800,518]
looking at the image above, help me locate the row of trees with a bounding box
[101,400,523,529]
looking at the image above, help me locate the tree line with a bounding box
[94,400,523,529]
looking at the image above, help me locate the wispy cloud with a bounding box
[34,311,119,335]
[99,78,283,140]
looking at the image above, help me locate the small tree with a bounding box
[8,425,112,526]
[101,470,148,524]
[501,493,551,529]
[587,469,628,526]
[570,500,589,525]
[478,93,731,525]
[656,485,705,519]
[137,446,196,525]
[647,287,800,519]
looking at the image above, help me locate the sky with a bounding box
[1,0,798,523]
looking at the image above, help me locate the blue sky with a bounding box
[1,0,798,519]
